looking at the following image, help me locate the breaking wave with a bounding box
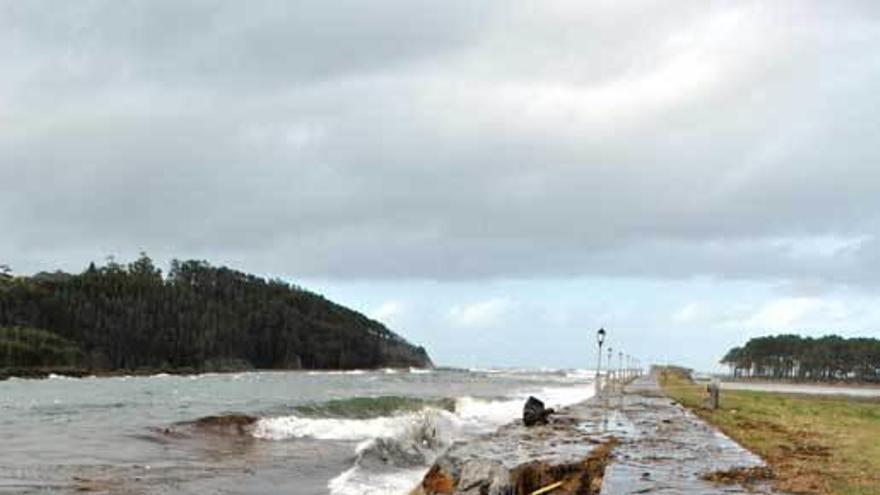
[291,396,456,420]
[307,369,367,376]
[250,385,592,495]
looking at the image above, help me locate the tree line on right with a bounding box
[721,334,880,382]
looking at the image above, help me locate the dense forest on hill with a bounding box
[721,334,880,382]
[0,256,431,374]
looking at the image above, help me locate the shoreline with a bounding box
[0,365,432,382]
[412,374,777,495]
[8,367,596,494]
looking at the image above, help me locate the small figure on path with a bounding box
[523,396,555,426]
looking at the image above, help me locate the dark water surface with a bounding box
[0,368,594,495]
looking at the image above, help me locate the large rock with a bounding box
[523,396,555,427]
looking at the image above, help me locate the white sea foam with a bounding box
[255,384,592,443]
[454,385,591,431]
[329,466,427,495]
[453,396,521,432]
[564,369,597,380]
[253,408,459,442]
[254,399,506,443]
[467,367,504,374]
[408,367,432,374]
[307,369,367,376]
[254,414,411,441]
[466,367,595,385]
[47,373,74,380]
[536,385,592,408]
[256,383,594,495]
[325,414,458,495]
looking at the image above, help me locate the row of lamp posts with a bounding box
[594,327,642,397]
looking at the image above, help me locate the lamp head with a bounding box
[597,328,606,345]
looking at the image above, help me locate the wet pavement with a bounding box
[595,376,781,494]
[414,394,613,494]
[416,375,785,494]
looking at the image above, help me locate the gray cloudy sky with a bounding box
[3,1,880,370]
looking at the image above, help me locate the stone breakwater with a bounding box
[412,375,786,495]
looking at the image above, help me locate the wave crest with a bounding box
[292,396,455,419]
[251,385,592,494]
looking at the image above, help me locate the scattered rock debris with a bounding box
[414,438,617,495]
[701,466,775,486]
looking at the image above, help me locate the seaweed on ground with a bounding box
[701,465,774,486]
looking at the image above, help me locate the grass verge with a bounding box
[658,369,880,495]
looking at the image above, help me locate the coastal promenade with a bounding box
[597,376,779,494]
[414,374,783,494]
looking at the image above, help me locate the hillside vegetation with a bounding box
[0,255,431,374]
[0,326,83,368]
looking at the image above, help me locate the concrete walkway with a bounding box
[415,375,783,494]
[595,375,779,494]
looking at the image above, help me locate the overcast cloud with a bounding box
[3,1,880,368]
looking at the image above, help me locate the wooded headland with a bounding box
[0,255,432,376]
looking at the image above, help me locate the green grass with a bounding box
[659,369,880,495]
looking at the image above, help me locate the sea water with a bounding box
[0,368,595,494]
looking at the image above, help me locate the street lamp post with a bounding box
[595,328,606,396]
[618,351,624,385]
[607,347,614,389]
